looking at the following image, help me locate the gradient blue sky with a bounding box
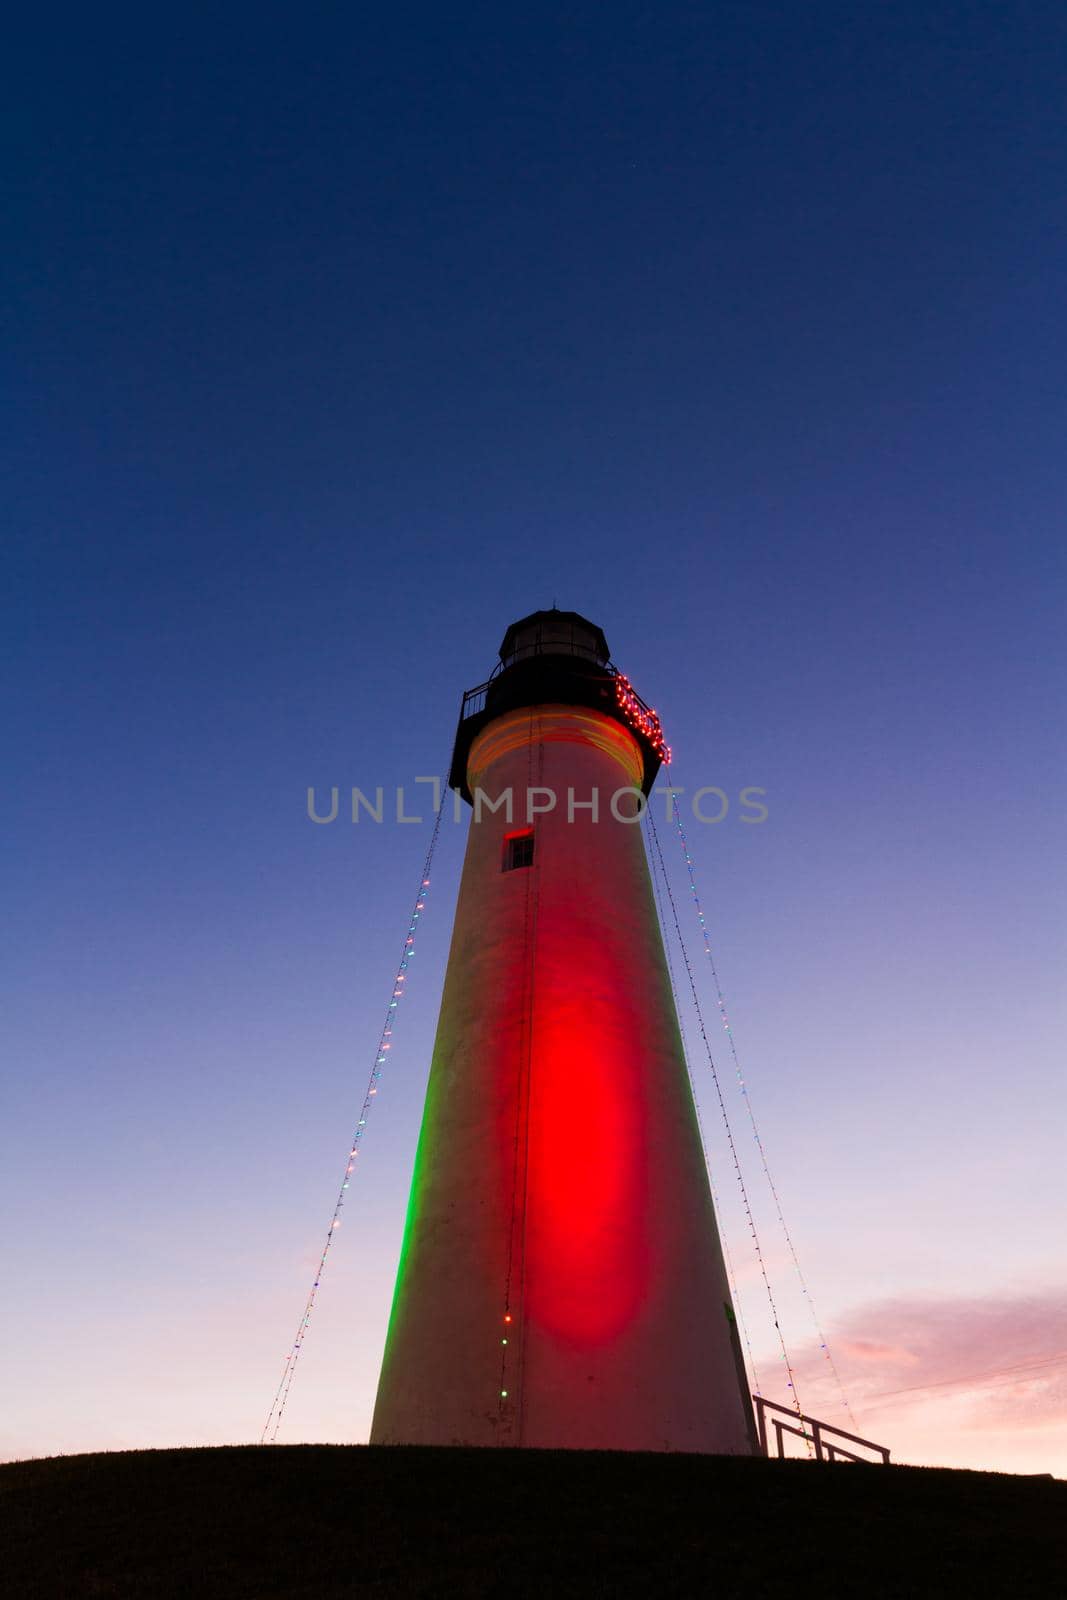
[3,3,1065,1473]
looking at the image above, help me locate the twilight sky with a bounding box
[3,3,1065,1474]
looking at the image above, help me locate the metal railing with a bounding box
[458,658,660,726]
[753,1396,890,1464]
[459,679,492,720]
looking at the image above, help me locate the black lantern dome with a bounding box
[448,608,669,801]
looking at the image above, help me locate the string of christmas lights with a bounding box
[666,785,857,1428]
[612,669,672,765]
[259,781,448,1445]
[647,824,762,1399]
[645,802,807,1438]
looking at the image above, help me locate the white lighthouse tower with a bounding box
[371,610,757,1453]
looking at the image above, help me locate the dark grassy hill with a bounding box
[1,1444,1063,1598]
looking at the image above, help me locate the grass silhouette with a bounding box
[2,1444,1063,1597]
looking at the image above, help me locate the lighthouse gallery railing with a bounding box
[457,657,654,725]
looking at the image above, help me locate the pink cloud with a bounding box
[836,1338,919,1367]
[758,1285,1067,1472]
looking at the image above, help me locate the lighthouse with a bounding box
[371,610,757,1453]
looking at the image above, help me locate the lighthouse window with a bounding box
[503,830,534,871]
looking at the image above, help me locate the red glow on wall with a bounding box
[518,916,651,1349]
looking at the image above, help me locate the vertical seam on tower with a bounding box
[499,704,538,1441]
[514,711,543,1444]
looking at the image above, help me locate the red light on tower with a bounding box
[370,610,756,1454]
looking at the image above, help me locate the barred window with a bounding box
[503,830,534,871]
